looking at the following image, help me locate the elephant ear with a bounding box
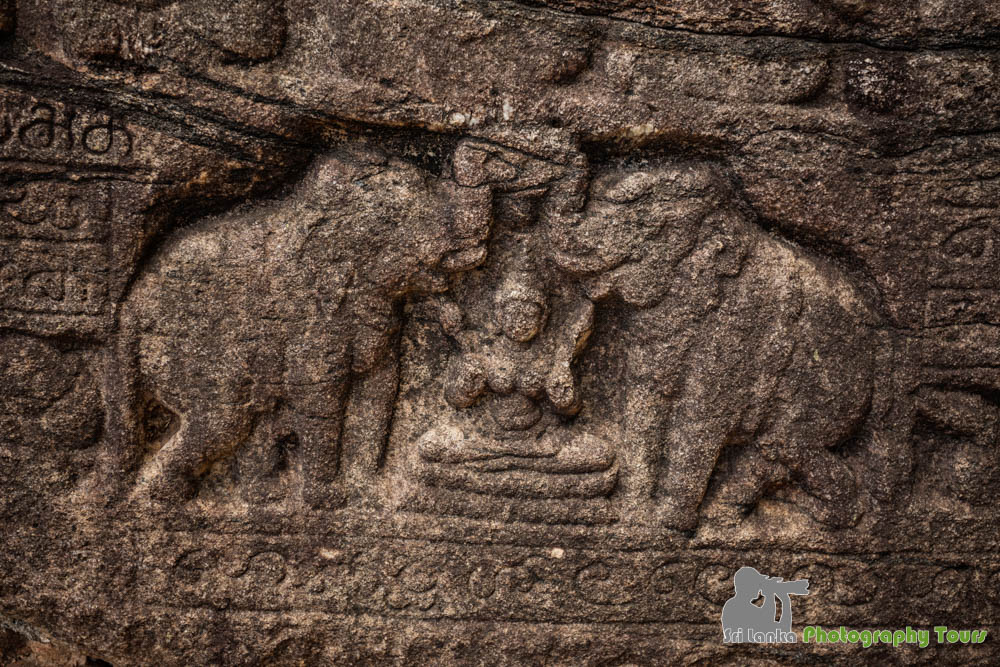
[600,244,677,308]
[587,201,725,309]
[647,208,751,315]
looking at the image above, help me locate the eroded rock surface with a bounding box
[2,1,1000,665]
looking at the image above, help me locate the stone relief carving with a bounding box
[4,0,1000,663]
[584,167,872,527]
[75,137,886,534]
[52,0,287,65]
[95,140,495,507]
[544,162,880,529]
[385,153,885,531]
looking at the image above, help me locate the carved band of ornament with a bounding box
[0,98,133,158]
[137,538,994,618]
[0,254,108,315]
[0,182,112,238]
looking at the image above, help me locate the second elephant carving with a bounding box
[543,161,881,529]
[96,140,495,507]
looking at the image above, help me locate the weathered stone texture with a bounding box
[2,1,1000,665]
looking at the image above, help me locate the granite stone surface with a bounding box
[1,1,1000,664]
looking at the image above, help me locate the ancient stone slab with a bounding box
[2,0,1000,665]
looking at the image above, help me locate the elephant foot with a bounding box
[655,498,700,532]
[129,469,197,512]
[241,478,287,506]
[800,492,863,529]
[302,479,347,510]
[701,500,754,528]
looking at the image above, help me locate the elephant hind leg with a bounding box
[133,405,255,506]
[767,438,862,528]
[704,446,785,526]
[84,327,143,506]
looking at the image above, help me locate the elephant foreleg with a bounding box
[620,377,668,503]
[658,380,741,531]
[341,355,399,486]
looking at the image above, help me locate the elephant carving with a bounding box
[543,161,880,529]
[95,139,496,507]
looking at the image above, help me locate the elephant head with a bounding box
[293,139,496,301]
[542,161,750,308]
